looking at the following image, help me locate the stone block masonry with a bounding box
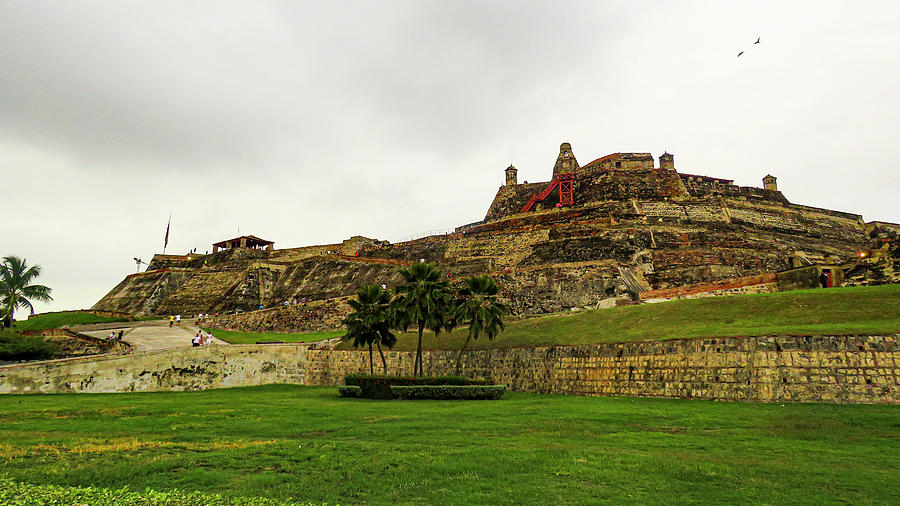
[4,336,896,404]
[307,335,899,404]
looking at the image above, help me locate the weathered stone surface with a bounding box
[92,145,891,325]
[3,336,896,404]
[0,345,306,394]
[206,299,350,334]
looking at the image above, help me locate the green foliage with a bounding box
[337,385,361,397]
[0,256,52,326]
[343,374,490,399]
[342,284,397,375]
[12,312,128,331]
[0,478,309,505]
[393,261,452,375]
[0,385,897,504]
[452,275,508,373]
[0,330,57,361]
[390,385,506,400]
[200,328,343,345]
[338,285,900,351]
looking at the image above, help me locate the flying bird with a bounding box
[754,37,761,44]
[737,51,744,57]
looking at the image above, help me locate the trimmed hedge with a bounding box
[391,385,506,400]
[338,385,361,398]
[0,478,309,505]
[344,375,490,399]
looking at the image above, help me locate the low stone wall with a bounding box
[308,335,899,404]
[1,336,896,403]
[0,345,306,394]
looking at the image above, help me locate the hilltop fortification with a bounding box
[93,142,897,325]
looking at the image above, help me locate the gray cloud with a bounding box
[1,0,898,313]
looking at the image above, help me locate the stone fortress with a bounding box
[93,142,899,332]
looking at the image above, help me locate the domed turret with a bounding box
[505,164,518,186]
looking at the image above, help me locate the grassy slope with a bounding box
[0,385,896,504]
[12,312,129,331]
[202,328,343,345]
[338,284,900,351]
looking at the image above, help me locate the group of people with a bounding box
[281,297,308,306]
[106,330,124,341]
[168,314,181,327]
[192,330,215,347]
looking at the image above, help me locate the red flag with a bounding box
[164,213,171,252]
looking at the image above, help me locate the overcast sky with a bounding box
[2,0,898,314]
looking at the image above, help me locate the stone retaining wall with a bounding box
[1,336,897,403]
[0,345,306,394]
[308,335,899,404]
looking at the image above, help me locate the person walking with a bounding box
[175,314,181,325]
[169,315,174,327]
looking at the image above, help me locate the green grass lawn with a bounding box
[339,284,900,351]
[202,328,344,344]
[0,385,896,504]
[12,312,129,331]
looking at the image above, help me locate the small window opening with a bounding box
[615,161,622,168]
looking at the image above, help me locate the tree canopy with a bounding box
[1,256,52,327]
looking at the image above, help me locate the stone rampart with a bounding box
[0,345,306,394]
[307,335,899,404]
[3,336,896,403]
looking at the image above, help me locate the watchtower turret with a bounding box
[505,164,518,186]
[552,142,579,179]
[763,174,778,191]
[659,152,675,171]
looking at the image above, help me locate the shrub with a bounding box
[343,374,490,399]
[390,385,506,400]
[0,331,57,362]
[338,385,361,398]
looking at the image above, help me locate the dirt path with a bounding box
[77,320,229,352]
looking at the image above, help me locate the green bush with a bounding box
[0,331,57,362]
[390,385,506,400]
[0,478,310,505]
[338,385,361,398]
[343,374,490,399]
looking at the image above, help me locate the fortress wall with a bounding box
[269,244,342,262]
[92,269,195,315]
[495,263,622,314]
[308,335,899,404]
[0,345,307,394]
[154,270,246,316]
[268,259,403,303]
[445,228,550,266]
[206,299,351,333]
[3,337,896,404]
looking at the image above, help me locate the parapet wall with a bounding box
[3,336,896,403]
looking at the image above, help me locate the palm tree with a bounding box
[453,275,507,375]
[1,256,53,327]
[342,284,396,375]
[393,262,451,376]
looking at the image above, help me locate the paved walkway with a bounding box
[78,320,229,353]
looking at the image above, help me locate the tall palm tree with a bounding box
[393,262,451,376]
[1,256,53,327]
[453,275,507,375]
[342,284,396,375]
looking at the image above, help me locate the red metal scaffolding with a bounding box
[520,172,575,213]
